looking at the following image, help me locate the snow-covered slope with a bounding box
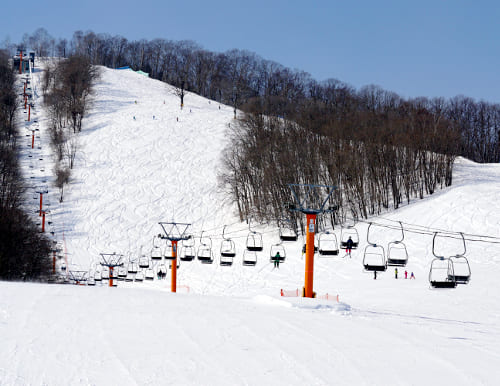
[4,64,500,385]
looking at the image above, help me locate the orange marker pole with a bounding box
[171,240,178,293]
[304,213,317,298]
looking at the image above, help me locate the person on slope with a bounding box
[395,267,398,279]
[273,252,281,269]
[345,236,354,258]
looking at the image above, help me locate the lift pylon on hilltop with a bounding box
[158,222,192,293]
[99,253,124,288]
[288,183,337,298]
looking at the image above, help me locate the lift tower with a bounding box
[288,184,337,298]
[158,222,192,293]
[99,253,124,287]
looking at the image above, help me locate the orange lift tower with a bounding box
[158,222,192,293]
[99,253,124,288]
[288,184,337,298]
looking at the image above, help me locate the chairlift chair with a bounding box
[197,232,214,264]
[449,233,471,284]
[220,225,236,258]
[94,271,102,282]
[429,232,459,288]
[386,221,408,266]
[151,245,163,260]
[118,267,127,278]
[429,257,457,288]
[318,232,340,256]
[157,263,168,276]
[135,271,144,282]
[243,250,258,266]
[180,245,196,261]
[246,232,264,252]
[87,277,96,286]
[145,268,155,280]
[340,227,359,249]
[363,223,387,271]
[164,240,175,260]
[279,219,298,242]
[219,253,234,266]
[451,255,471,284]
[127,262,139,274]
[125,273,134,282]
[387,241,409,266]
[270,243,286,262]
[101,270,109,280]
[139,256,150,268]
[363,244,387,272]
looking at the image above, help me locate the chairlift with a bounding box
[118,267,127,278]
[449,233,471,284]
[127,262,139,274]
[318,231,340,256]
[246,220,263,251]
[279,219,298,242]
[387,242,409,266]
[151,245,163,260]
[386,222,408,266]
[340,227,359,250]
[125,273,134,282]
[101,270,109,280]
[139,256,150,268]
[135,271,144,282]
[197,232,214,264]
[243,250,258,266]
[180,245,196,261]
[270,243,286,262]
[220,225,236,257]
[145,268,155,280]
[363,223,387,272]
[164,240,175,260]
[87,277,96,286]
[94,271,102,282]
[429,232,458,288]
[157,263,168,276]
[452,255,471,284]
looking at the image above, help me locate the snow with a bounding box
[2,62,500,385]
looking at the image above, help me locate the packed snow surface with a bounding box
[2,64,500,385]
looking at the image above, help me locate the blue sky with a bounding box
[2,0,499,103]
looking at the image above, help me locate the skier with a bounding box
[405,270,408,279]
[410,272,415,279]
[395,267,398,279]
[373,270,377,280]
[345,236,354,258]
[273,252,281,268]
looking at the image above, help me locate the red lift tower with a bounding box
[288,184,337,298]
[99,253,124,287]
[158,222,192,293]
